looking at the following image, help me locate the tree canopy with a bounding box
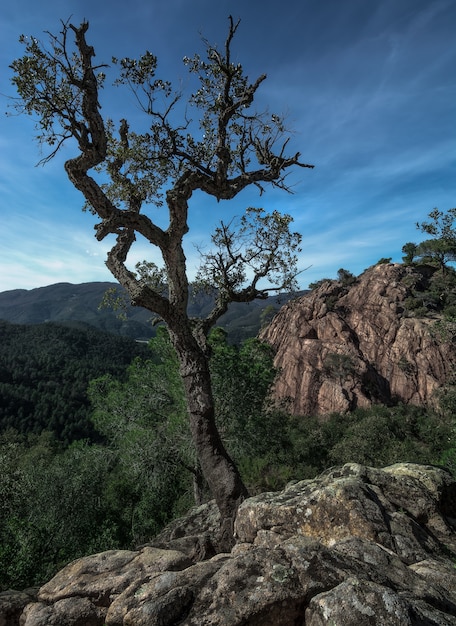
[416,207,456,271]
[0,320,148,444]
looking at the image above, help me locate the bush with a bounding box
[308,278,333,290]
[376,257,392,265]
[280,405,454,482]
[337,268,357,286]
[0,432,119,590]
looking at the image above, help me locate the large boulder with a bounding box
[12,463,456,625]
[0,589,36,626]
[260,263,455,415]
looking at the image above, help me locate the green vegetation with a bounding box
[0,432,120,590]
[336,268,357,286]
[0,320,149,444]
[323,352,356,383]
[1,399,453,591]
[399,207,456,318]
[376,257,392,265]
[277,404,453,484]
[308,278,333,290]
[88,327,194,543]
[87,328,284,532]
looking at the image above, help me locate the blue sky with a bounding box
[1,0,455,293]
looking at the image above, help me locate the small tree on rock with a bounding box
[10,17,313,547]
[416,208,456,272]
[402,242,417,265]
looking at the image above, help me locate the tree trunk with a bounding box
[192,461,206,506]
[169,328,248,551]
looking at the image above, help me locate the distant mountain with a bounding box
[0,282,304,342]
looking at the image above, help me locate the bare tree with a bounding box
[10,17,314,548]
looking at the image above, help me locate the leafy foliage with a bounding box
[323,352,356,383]
[414,207,456,272]
[87,328,283,510]
[402,266,456,318]
[396,209,456,317]
[336,268,357,285]
[278,405,454,483]
[375,257,392,265]
[1,379,453,591]
[0,431,119,590]
[208,329,287,466]
[88,327,194,543]
[308,278,334,290]
[417,207,456,242]
[196,208,302,301]
[402,242,418,265]
[416,238,456,272]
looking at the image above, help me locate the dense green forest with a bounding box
[0,320,150,443]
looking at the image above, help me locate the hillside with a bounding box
[0,320,150,443]
[0,282,301,343]
[261,263,456,416]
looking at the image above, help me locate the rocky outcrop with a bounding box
[260,263,455,416]
[0,589,37,626]
[6,463,456,625]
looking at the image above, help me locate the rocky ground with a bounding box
[2,462,456,625]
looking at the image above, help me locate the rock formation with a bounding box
[3,462,456,625]
[260,263,455,416]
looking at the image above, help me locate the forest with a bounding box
[0,320,150,444]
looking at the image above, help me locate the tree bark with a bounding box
[169,325,248,550]
[192,461,205,507]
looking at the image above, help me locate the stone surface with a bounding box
[14,463,456,625]
[260,263,455,415]
[0,589,37,626]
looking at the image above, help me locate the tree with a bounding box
[336,268,356,286]
[416,238,456,273]
[208,329,280,461]
[402,242,417,265]
[10,17,313,545]
[0,431,119,589]
[417,207,456,242]
[416,208,456,272]
[88,328,283,538]
[88,327,198,539]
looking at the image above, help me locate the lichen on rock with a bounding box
[4,462,455,625]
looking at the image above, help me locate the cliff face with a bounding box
[260,263,455,416]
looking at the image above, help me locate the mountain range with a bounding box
[0,282,302,343]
